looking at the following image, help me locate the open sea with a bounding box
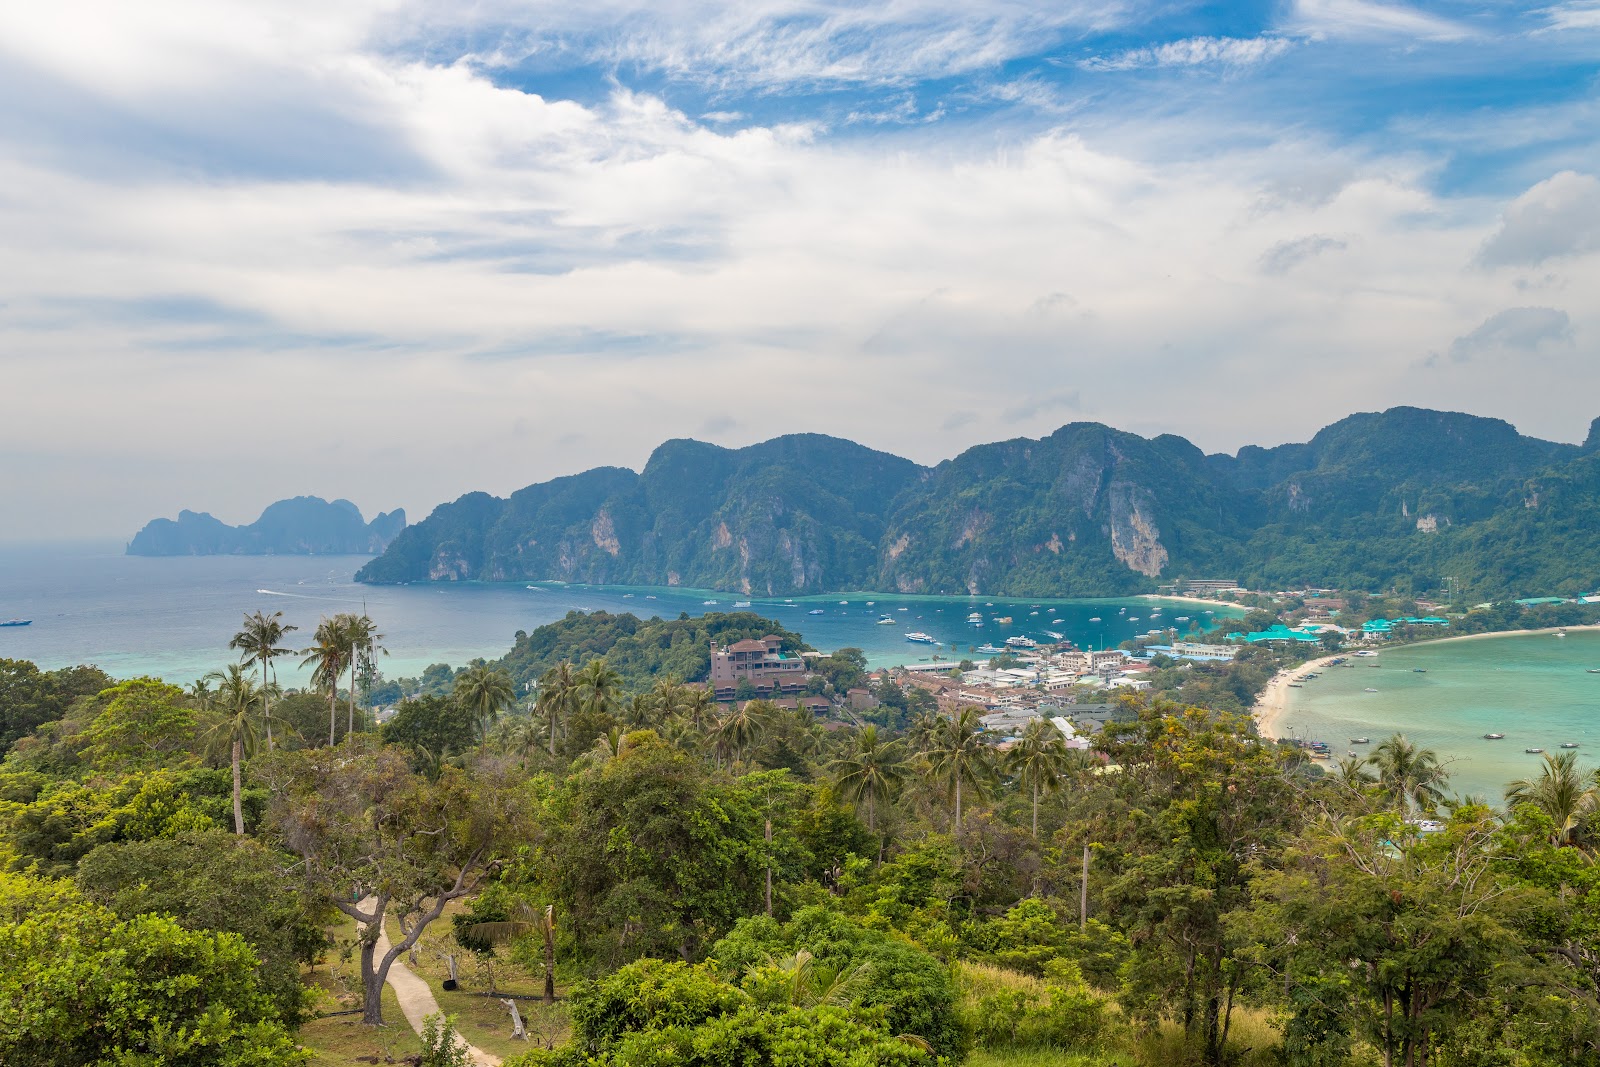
[0,542,1231,686]
[1281,631,1600,800]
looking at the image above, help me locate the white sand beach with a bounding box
[1253,653,1345,738]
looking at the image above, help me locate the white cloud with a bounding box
[1081,35,1293,72]
[1542,2,1600,30]
[1284,0,1474,41]
[1446,307,1573,362]
[1260,234,1348,274]
[1478,171,1600,267]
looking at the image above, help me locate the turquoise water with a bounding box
[0,542,1235,686]
[1281,631,1600,800]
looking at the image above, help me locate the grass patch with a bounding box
[298,982,421,1066]
[968,1050,1128,1067]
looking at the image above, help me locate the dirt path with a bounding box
[374,921,502,1067]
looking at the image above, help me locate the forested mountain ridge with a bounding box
[129,496,405,556]
[355,409,1600,598]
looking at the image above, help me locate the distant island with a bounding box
[355,407,1600,601]
[128,496,405,556]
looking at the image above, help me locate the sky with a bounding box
[2,0,1599,540]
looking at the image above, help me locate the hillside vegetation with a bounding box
[357,407,1600,600]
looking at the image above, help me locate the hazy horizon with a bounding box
[3,1,1598,540]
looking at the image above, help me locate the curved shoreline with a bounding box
[1253,624,1600,739]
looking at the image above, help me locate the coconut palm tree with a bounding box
[201,664,263,835]
[336,612,385,739]
[301,618,348,747]
[1006,718,1073,838]
[830,725,905,833]
[537,662,580,757]
[715,698,772,767]
[1371,733,1449,814]
[577,658,623,719]
[1332,754,1377,790]
[924,707,994,833]
[1506,751,1599,845]
[454,663,517,741]
[230,609,298,751]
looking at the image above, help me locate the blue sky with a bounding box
[0,0,1597,538]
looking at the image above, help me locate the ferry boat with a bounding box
[1,619,32,627]
[977,644,1005,654]
[904,632,936,644]
[876,615,895,625]
[1005,635,1038,649]
[1484,733,1506,740]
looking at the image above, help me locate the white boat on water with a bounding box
[876,615,895,625]
[1044,631,1064,640]
[808,609,825,615]
[703,600,719,605]
[977,644,1005,654]
[733,601,751,608]
[905,632,936,644]
[1088,616,1101,622]
[1005,635,1038,649]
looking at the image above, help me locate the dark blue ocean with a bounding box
[0,542,1228,686]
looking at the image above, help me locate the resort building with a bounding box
[709,635,810,699]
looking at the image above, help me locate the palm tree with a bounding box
[537,662,580,757]
[1006,718,1073,838]
[301,618,348,747]
[1506,751,1598,845]
[715,699,771,767]
[454,664,516,741]
[337,613,385,739]
[577,658,623,719]
[1332,754,1377,790]
[924,707,994,833]
[201,664,263,835]
[829,725,905,832]
[1371,733,1449,814]
[230,610,298,751]
[187,676,216,709]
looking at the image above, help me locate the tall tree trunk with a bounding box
[263,658,274,752]
[543,908,557,1004]
[954,775,962,833]
[348,659,358,739]
[549,709,557,757]
[330,686,338,747]
[1031,781,1039,838]
[231,739,244,835]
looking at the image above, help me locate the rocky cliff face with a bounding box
[128,497,405,556]
[353,408,1600,598]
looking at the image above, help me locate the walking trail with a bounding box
[374,919,502,1067]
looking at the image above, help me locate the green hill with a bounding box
[355,409,1600,600]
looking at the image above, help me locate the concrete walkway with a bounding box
[374,920,502,1067]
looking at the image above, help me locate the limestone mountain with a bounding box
[128,497,406,556]
[355,409,1600,599]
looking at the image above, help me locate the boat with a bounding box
[1484,733,1505,740]
[985,602,994,607]
[1005,635,1038,649]
[733,601,751,608]
[645,595,657,600]
[1526,747,1545,754]
[0,619,31,627]
[977,644,1005,654]
[808,609,825,615]
[866,601,875,606]
[1288,683,1303,688]
[1044,631,1064,641]
[1350,737,1370,744]
[1128,616,1140,622]
[1119,608,1126,614]
[1175,616,1190,622]
[1412,668,1427,673]
[905,632,936,644]
[622,593,634,598]
[1050,619,1064,625]
[898,607,909,612]
[1088,617,1101,622]
[877,616,895,625]
[1556,631,1568,638]
[1029,611,1040,616]
[1588,669,1600,674]
[1364,687,1378,693]
[1560,742,1580,749]
[994,616,1013,624]
[839,600,849,605]
[703,600,719,605]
